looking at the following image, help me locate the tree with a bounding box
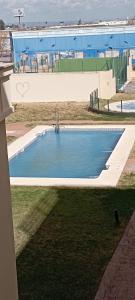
[0,20,5,30]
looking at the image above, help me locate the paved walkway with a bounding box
[95,211,135,300]
[6,122,30,138]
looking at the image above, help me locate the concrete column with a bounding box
[0,120,18,300]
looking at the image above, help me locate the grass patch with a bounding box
[118,173,135,187]
[11,187,135,300]
[118,142,135,185]
[12,187,58,256]
[7,101,135,125]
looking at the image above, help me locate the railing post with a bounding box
[107,99,110,111]
[121,100,123,112]
[97,98,99,110]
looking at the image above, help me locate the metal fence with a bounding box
[89,99,133,113]
[89,89,99,109]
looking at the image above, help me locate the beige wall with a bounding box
[99,70,116,99]
[10,70,116,103]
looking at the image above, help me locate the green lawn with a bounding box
[11,187,135,300]
[119,174,135,187]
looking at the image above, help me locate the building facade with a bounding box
[11,25,135,68]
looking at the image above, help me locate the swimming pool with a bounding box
[9,129,123,178]
[8,125,135,187]
[105,100,135,113]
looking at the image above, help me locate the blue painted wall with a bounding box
[12,31,135,62]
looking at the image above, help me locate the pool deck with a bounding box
[6,122,30,137]
[7,124,135,187]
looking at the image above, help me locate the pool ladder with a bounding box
[55,110,60,133]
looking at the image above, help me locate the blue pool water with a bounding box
[9,129,124,178]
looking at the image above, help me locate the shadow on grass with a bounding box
[16,188,135,300]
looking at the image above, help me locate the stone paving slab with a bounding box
[95,211,135,300]
[6,122,30,137]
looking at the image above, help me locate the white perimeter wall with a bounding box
[10,70,116,103]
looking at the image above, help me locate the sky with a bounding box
[0,0,135,23]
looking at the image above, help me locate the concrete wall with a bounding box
[99,70,116,99]
[10,70,116,103]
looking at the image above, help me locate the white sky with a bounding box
[0,0,135,23]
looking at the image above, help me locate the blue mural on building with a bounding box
[11,26,135,72]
